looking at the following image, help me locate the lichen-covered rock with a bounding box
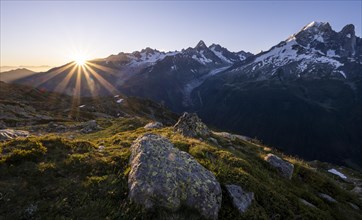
[225,184,254,214]
[0,129,29,141]
[128,134,222,219]
[264,154,294,179]
[144,121,163,129]
[80,120,100,133]
[174,112,210,138]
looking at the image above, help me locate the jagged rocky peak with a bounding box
[132,47,160,58]
[209,43,223,51]
[340,24,355,36]
[301,21,332,33]
[339,24,357,57]
[140,47,160,55]
[195,40,208,50]
[292,21,334,46]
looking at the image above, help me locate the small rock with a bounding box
[209,137,218,145]
[144,121,163,129]
[0,129,29,141]
[213,131,251,142]
[128,134,222,220]
[264,154,294,179]
[81,120,100,134]
[351,186,362,195]
[348,202,360,210]
[318,193,337,203]
[299,198,316,208]
[174,112,210,138]
[98,145,105,152]
[225,184,254,214]
[47,122,67,132]
[24,203,37,218]
[227,146,236,151]
[0,121,6,129]
[328,168,347,179]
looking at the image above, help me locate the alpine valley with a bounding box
[13,22,362,170]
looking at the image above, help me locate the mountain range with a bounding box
[9,21,362,169]
[0,68,35,83]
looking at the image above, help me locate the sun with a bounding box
[71,52,88,66]
[75,58,86,66]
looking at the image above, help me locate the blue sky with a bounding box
[1,1,361,68]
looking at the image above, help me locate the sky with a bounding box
[1,0,361,70]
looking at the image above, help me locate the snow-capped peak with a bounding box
[303,21,326,30]
[297,21,332,37]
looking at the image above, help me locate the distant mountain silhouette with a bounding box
[0,68,35,83]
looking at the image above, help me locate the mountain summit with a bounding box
[195,40,208,50]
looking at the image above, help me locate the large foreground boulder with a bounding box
[128,134,222,219]
[174,112,210,138]
[264,154,294,179]
[0,129,29,141]
[225,184,254,214]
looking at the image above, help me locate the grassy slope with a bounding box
[1,117,361,220]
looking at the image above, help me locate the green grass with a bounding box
[0,118,361,219]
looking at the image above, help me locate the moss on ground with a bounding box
[0,118,361,219]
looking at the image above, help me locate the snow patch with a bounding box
[346,34,351,38]
[116,99,124,104]
[328,169,347,179]
[314,34,324,43]
[192,52,213,65]
[251,39,344,72]
[79,105,86,108]
[303,21,327,31]
[297,62,308,72]
[338,71,347,79]
[210,47,232,63]
[127,51,180,68]
[326,50,339,58]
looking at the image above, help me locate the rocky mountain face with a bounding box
[225,21,361,80]
[191,22,362,169]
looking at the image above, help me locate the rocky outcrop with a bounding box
[128,134,222,220]
[213,131,251,142]
[80,120,100,133]
[144,121,163,129]
[47,122,67,133]
[0,129,29,141]
[264,154,294,179]
[225,184,254,214]
[174,112,210,138]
